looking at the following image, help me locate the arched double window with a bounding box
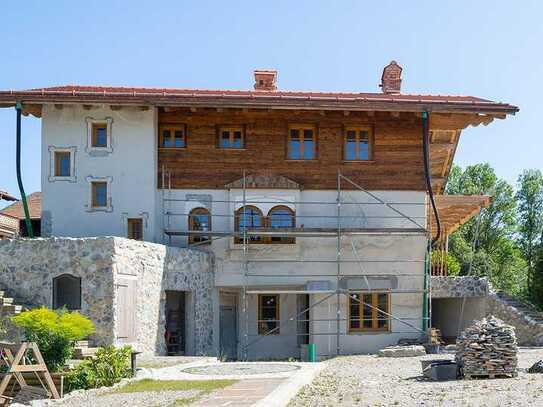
[268,205,296,244]
[235,206,264,244]
[53,274,81,310]
[188,207,212,245]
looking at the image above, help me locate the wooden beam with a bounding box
[110,105,122,111]
[54,104,63,110]
[21,104,42,118]
[429,143,455,152]
[82,105,93,111]
[391,111,400,118]
[138,106,149,111]
[343,110,350,117]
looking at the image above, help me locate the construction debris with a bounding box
[456,316,518,379]
[528,360,543,374]
[378,345,426,358]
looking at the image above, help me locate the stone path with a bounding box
[193,378,285,406]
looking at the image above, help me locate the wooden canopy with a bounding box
[429,195,491,240]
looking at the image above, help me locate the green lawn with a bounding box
[113,378,236,393]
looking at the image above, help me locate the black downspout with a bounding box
[422,111,440,247]
[15,102,34,238]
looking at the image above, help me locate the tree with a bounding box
[516,169,543,303]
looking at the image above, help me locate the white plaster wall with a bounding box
[41,105,158,240]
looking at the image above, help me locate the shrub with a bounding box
[11,307,95,372]
[66,346,133,391]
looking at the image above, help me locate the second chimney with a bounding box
[380,61,402,94]
[254,70,277,91]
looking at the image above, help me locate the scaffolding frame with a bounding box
[161,170,432,360]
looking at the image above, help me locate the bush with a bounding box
[66,346,133,391]
[11,307,95,372]
[431,252,461,276]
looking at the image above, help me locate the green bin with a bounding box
[308,343,317,362]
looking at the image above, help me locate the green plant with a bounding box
[66,346,133,391]
[11,307,95,372]
[431,252,461,276]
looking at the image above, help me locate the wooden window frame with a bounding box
[91,181,108,208]
[54,151,71,177]
[258,294,280,335]
[91,123,108,148]
[188,207,212,245]
[348,291,390,333]
[287,124,317,161]
[343,126,374,161]
[127,218,143,241]
[159,124,187,149]
[267,205,296,244]
[217,125,245,149]
[234,205,264,244]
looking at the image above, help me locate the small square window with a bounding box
[54,151,71,177]
[288,125,316,160]
[127,218,143,240]
[91,182,108,208]
[92,124,108,148]
[159,125,186,148]
[344,127,373,161]
[218,126,244,149]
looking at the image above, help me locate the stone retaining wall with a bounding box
[431,276,488,298]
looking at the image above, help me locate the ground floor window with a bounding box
[258,294,280,335]
[53,274,81,310]
[349,292,390,332]
[127,218,143,240]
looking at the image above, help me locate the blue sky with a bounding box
[0,1,541,208]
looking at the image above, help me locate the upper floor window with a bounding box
[235,205,263,243]
[219,126,244,149]
[188,207,212,245]
[92,123,108,148]
[160,124,186,148]
[127,218,143,240]
[91,181,108,208]
[344,126,373,161]
[288,125,316,160]
[268,205,295,244]
[349,292,390,332]
[54,151,71,177]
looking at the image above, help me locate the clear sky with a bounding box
[0,0,541,208]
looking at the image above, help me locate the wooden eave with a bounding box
[429,195,492,240]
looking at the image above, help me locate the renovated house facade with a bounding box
[0,62,517,359]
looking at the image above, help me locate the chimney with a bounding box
[254,70,277,91]
[380,61,402,94]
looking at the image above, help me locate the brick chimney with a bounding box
[380,61,402,94]
[254,70,277,91]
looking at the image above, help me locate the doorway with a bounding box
[165,291,186,355]
[220,293,238,360]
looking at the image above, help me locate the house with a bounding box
[0,62,518,359]
[0,191,41,238]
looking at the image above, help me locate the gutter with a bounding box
[15,102,34,238]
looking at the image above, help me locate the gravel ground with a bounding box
[182,362,301,375]
[289,348,543,406]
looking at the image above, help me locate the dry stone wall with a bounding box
[431,276,489,298]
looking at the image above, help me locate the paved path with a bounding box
[193,379,285,406]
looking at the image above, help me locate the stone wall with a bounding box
[0,237,215,355]
[431,276,489,298]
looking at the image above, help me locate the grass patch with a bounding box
[172,396,200,406]
[113,379,237,394]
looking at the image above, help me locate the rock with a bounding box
[528,360,543,373]
[378,345,426,357]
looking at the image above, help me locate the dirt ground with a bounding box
[289,347,543,406]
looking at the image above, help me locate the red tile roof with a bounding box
[0,192,41,219]
[0,85,518,115]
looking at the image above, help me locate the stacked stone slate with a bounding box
[456,316,518,378]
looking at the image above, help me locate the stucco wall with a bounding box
[41,105,158,241]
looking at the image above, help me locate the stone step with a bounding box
[1,297,14,306]
[73,347,99,359]
[0,291,5,298]
[75,340,91,348]
[2,304,22,314]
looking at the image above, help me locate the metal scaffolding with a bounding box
[161,170,432,360]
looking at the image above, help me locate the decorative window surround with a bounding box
[121,212,149,239]
[85,117,114,155]
[85,176,113,212]
[48,146,77,182]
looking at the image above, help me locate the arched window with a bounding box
[268,205,296,244]
[53,274,81,310]
[188,207,211,245]
[235,206,264,244]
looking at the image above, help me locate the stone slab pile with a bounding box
[456,316,518,379]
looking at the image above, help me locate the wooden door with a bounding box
[116,276,137,343]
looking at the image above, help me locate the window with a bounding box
[127,218,143,240]
[188,208,211,245]
[92,123,108,148]
[349,292,390,332]
[268,205,295,244]
[344,127,373,161]
[235,206,263,243]
[219,126,244,149]
[258,294,280,335]
[54,151,71,177]
[159,124,186,148]
[91,182,108,208]
[53,274,81,310]
[288,125,316,160]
